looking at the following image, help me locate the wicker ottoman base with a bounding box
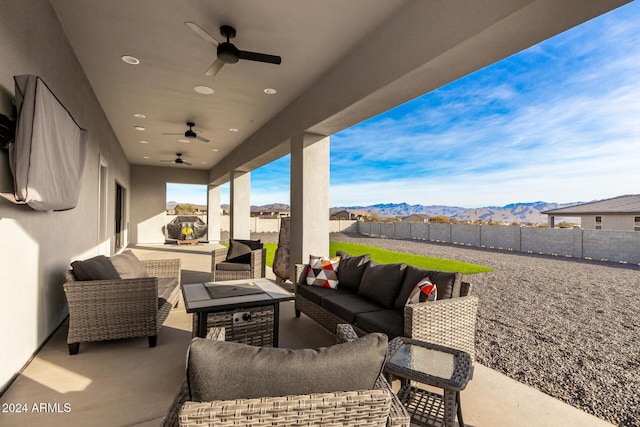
[193,305,275,347]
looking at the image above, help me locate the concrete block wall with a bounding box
[358,222,640,264]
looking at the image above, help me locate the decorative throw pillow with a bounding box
[71,255,121,281]
[306,255,340,289]
[407,277,438,305]
[109,250,149,279]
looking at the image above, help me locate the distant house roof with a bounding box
[542,194,640,215]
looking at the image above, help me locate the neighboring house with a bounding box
[252,210,290,218]
[542,194,640,231]
[402,214,430,223]
[332,209,368,220]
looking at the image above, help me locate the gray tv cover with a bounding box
[9,75,87,210]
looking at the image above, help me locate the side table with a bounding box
[384,336,473,427]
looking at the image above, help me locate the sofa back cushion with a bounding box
[394,265,462,310]
[187,332,388,402]
[71,255,120,281]
[357,261,407,309]
[226,239,263,263]
[336,251,370,292]
[109,250,149,279]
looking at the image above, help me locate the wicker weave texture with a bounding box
[404,296,478,361]
[179,390,391,427]
[193,305,275,346]
[64,258,181,345]
[211,247,266,282]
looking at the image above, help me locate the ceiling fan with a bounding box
[185,22,282,76]
[161,153,192,166]
[162,122,209,142]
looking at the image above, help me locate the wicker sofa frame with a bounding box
[161,325,409,427]
[294,264,479,360]
[63,258,181,355]
[210,246,266,282]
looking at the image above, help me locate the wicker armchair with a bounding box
[63,258,181,355]
[210,245,266,282]
[161,325,410,427]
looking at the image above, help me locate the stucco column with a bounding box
[230,170,251,239]
[289,133,330,278]
[207,184,221,243]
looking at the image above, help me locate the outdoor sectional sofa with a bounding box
[295,251,479,359]
[63,250,181,355]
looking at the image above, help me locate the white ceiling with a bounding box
[50,0,630,176]
[50,0,409,170]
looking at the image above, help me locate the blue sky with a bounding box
[169,2,640,208]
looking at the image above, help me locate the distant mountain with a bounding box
[336,201,579,224]
[178,201,580,224]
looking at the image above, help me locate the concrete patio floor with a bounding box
[0,244,614,427]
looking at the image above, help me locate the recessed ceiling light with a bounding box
[201,161,207,165]
[211,148,219,152]
[134,113,146,119]
[134,126,146,131]
[178,139,190,143]
[139,140,149,144]
[121,55,140,65]
[194,85,214,95]
[264,88,277,95]
[229,128,239,132]
[143,156,150,159]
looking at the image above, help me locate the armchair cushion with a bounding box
[186,332,388,402]
[226,239,263,264]
[71,255,120,281]
[109,250,149,279]
[215,261,251,271]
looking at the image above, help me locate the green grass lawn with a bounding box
[258,241,491,274]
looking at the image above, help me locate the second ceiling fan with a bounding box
[185,22,282,76]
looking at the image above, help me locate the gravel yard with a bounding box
[319,232,640,427]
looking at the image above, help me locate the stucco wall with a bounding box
[0,0,130,389]
[130,165,208,244]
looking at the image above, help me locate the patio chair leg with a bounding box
[148,335,157,347]
[295,309,301,318]
[68,343,79,355]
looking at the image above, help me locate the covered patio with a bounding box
[0,1,632,425]
[0,244,614,426]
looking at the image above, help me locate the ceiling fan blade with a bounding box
[184,22,219,47]
[238,50,281,64]
[205,58,225,76]
[182,161,192,166]
[160,160,174,163]
[196,135,210,143]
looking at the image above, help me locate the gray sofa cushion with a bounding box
[321,293,385,323]
[395,265,461,309]
[297,283,352,305]
[355,309,404,339]
[187,332,388,402]
[109,250,149,279]
[336,251,370,292]
[71,255,120,281]
[357,261,407,309]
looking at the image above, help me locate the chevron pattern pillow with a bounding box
[306,255,340,289]
[407,277,438,304]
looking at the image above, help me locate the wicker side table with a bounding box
[385,337,473,427]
